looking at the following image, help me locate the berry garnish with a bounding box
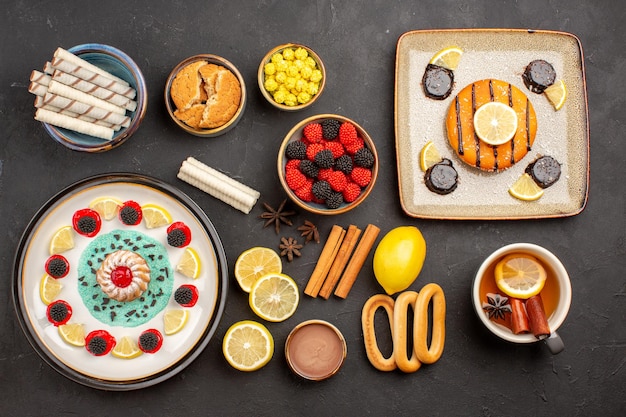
[174,284,199,307]
[167,222,192,247]
[46,300,72,326]
[119,200,143,226]
[45,254,69,278]
[85,329,116,356]
[72,208,101,237]
[138,329,163,354]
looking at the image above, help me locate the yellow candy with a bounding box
[307,82,319,96]
[282,48,295,61]
[275,71,287,84]
[305,57,317,69]
[264,78,278,92]
[276,60,288,72]
[273,90,287,104]
[297,92,312,104]
[310,69,323,83]
[271,53,284,64]
[293,59,305,71]
[295,78,308,92]
[284,76,297,91]
[264,63,276,76]
[300,66,313,80]
[284,93,298,106]
[294,47,308,61]
[286,65,299,78]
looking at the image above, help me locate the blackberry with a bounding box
[119,205,140,225]
[47,300,71,325]
[285,140,307,160]
[314,149,334,169]
[325,192,344,209]
[334,154,353,174]
[321,119,341,140]
[354,148,375,168]
[138,329,163,353]
[46,255,69,278]
[174,285,198,307]
[167,229,187,247]
[299,159,319,178]
[87,336,109,356]
[72,208,101,237]
[312,180,332,201]
[77,216,97,234]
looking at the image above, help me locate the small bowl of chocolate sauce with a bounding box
[285,320,347,381]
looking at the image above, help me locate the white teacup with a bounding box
[471,243,572,354]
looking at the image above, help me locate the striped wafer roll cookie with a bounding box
[41,92,130,127]
[35,108,114,140]
[52,70,137,111]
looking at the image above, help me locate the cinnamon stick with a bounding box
[334,224,380,299]
[319,225,362,299]
[304,225,345,297]
[510,298,530,335]
[526,294,551,339]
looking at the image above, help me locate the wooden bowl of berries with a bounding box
[278,114,378,215]
[258,43,326,111]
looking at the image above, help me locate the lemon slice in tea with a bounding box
[495,253,547,299]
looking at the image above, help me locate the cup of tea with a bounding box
[471,243,572,354]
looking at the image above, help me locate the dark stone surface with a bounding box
[1,0,624,415]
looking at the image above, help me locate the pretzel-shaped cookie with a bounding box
[361,294,397,371]
[393,291,422,373]
[413,283,446,364]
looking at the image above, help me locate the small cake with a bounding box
[446,79,537,172]
[422,64,454,100]
[171,61,242,129]
[522,60,556,94]
[96,250,151,302]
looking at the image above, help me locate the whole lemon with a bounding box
[373,226,426,295]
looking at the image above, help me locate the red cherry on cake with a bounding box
[72,208,101,237]
[166,221,191,247]
[118,200,143,226]
[110,266,133,288]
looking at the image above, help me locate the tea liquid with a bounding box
[478,252,560,330]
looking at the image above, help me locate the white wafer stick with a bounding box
[42,92,130,127]
[34,97,122,130]
[35,108,114,140]
[48,80,126,115]
[30,70,51,86]
[185,157,261,200]
[54,47,129,86]
[50,57,136,99]
[52,70,137,111]
[177,159,260,214]
[28,82,48,97]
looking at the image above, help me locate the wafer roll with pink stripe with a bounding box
[54,47,129,86]
[50,57,136,99]
[47,80,126,115]
[34,96,123,130]
[30,70,51,86]
[52,70,137,111]
[35,108,114,140]
[41,92,131,127]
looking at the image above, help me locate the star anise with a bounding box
[279,237,302,262]
[482,293,512,320]
[259,200,296,234]
[297,220,320,244]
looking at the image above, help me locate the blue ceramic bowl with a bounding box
[42,43,147,152]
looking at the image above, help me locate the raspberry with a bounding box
[342,181,362,203]
[312,180,332,201]
[350,167,372,187]
[327,170,348,192]
[306,143,324,161]
[338,122,358,146]
[299,159,319,178]
[314,149,334,169]
[321,119,341,140]
[345,137,364,155]
[324,140,345,159]
[317,168,333,181]
[325,192,344,209]
[334,154,353,174]
[303,123,323,143]
[354,147,375,168]
[294,179,314,202]
[285,140,307,159]
[285,158,301,171]
[285,168,308,190]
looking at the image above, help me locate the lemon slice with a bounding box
[164,309,189,335]
[39,274,62,305]
[141,203,173,229]
[223,320,274,371]
[249,273,299,322]
[473,102,518,146]
[544,79,567,111]
[88,196,122,221]
[509,173,544,201]
[234,247,283,293]
[58,323,86,347]
[495,253,547,299]
[176,247,201,279]
[49,225,75,255]
[419,141,442,172]
[112,336,143,359]
[429,46,463,70]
